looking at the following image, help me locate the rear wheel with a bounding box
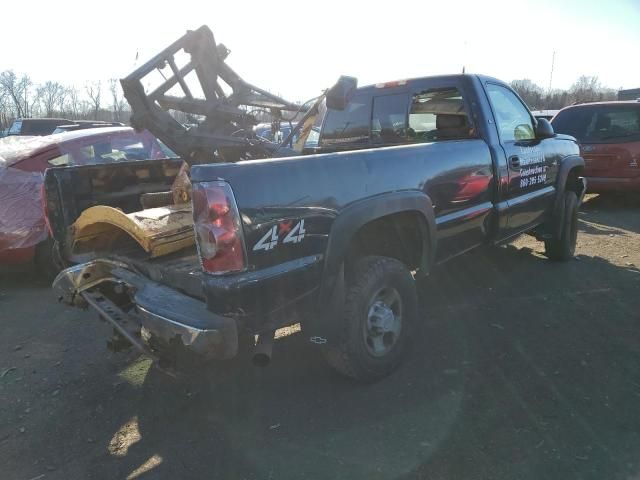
[545,191,579,261]
[324,255,417,383]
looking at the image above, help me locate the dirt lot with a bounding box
[1,194,639,480]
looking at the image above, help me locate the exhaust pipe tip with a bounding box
[252,352,271,367]
[252,330,275,367]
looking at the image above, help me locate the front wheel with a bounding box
[545,191,579,261]
[324,256,417,383]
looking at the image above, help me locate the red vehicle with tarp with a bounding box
[0,127,177,270]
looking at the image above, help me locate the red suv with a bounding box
[551,101,640,193]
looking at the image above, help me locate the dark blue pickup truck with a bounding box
[49,73,586,382]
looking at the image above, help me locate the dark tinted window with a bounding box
[408,88,473,141]
[552,105,640,143]
[26,122,56,135]
[320,95,371,147]
[371,93,408,144]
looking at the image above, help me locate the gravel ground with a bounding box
[1,194,639,480]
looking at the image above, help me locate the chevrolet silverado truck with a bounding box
[49,27,586,382]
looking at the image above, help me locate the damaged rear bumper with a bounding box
[53,259,238,360]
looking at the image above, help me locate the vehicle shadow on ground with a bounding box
[88,243,640,480]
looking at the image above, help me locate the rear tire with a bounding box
[545,191,579,261]
[324,255,417,383]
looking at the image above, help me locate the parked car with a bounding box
[52,121,125,134]
[0,127,178,272]
[50,74,586,382]
[552,101,640,192]
[7,118,75,136]
[531,110,559,122]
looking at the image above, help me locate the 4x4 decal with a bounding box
[253,220,306,252]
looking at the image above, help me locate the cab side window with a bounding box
[408,88,473,142]
[486,83,535,142]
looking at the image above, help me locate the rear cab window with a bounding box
[552,104,640,144]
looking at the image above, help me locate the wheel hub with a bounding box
[369,302,396,334]
[364,287,402,357]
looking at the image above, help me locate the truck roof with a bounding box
[354,74,504,94]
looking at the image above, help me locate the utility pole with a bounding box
[548,50,555,92]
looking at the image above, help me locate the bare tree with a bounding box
[67,87,81,118]
[85,81,101,120]
[57,87,69,117]
[510,79,544,110]
[109,78,126,122]
[0,70,31,118]
[569,76,602,104]
[38,81,65,117]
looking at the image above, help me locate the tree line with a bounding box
[0,70,622,130]
[0,70,129,129]
[510,75,618,111]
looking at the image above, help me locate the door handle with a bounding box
[509,156,520,169]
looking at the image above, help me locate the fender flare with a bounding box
[324,190,436,277]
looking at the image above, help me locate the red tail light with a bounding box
[192,181,247,274]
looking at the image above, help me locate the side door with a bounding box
[406,80,494,261]
[484,83,558,236]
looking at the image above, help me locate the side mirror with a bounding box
[535,118,555,139]
[326,76,358,110]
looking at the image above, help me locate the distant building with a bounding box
[618,88,640,101]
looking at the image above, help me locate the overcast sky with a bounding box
[3,0,639,101]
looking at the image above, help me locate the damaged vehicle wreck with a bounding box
[50,26,586,382]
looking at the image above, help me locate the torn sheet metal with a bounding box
[70,203,194,258]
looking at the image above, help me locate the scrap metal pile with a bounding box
[68,25,355,259]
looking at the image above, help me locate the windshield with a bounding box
[552,105,640,143]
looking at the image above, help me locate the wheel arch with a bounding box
[324,191,436,278]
